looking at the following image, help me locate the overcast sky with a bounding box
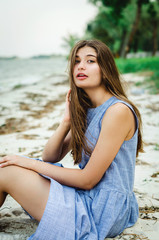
[0,0,96,57]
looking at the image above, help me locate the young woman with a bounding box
[0,40,143,239]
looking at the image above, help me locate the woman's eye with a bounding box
[88,60,95,63]
[75,60,80,64]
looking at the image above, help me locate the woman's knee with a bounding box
[0,166,10,182]
[0,166,22,190]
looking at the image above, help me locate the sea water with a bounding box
[0,56,67,93]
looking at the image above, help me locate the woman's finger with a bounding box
[0,159,12,167]
[0,162,9,168]
[0,155,16,167]
[66,89,71,102]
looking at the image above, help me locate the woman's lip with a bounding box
[76,73,88,80]
[76,73,88,77]
[76,76,88,80]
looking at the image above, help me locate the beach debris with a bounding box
[11,210,23,217]
[151,172,159,178]
[0,118,28,135]
[28,149,43,158]
[0,154,6,157]
[16,134,40,140]
[139,206,159,222]
[0,218,38,235]
[0,105,9,116]
[136,158,150,166]
[120,233,149,240]
[146,103,159,112]
[18,147,26,153]
[48,123,59,130]
[29,94,65,119]
[25,92,47,100]
[140,206,159,213]
[19,102,30,111]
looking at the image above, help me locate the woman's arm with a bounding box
[0,103,135,190]
[42,90,72,163]
[42,122,71,163]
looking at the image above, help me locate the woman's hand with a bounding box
[63,89,71,124]
[0,155,36,169]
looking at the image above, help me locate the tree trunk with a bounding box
[119,30,130,58]
[152,19,158,56]
[123,0,143,57]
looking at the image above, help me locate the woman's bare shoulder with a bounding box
[102,102,135,140]
[104,102,133,122]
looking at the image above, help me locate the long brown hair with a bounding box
[68,39,143,164]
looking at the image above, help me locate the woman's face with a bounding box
[73,46,102,90]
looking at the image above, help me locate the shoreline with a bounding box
[0,73,159,239]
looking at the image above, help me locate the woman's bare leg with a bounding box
[0,166,50,222]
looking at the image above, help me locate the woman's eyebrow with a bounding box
[75,54,97,58]
[86,54,97,58]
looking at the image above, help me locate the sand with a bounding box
[0,73,159,240]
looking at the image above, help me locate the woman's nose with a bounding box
[78,61,86,70]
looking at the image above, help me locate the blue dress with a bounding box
[28,96,139,240]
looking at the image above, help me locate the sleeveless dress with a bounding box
[28,96,139,240]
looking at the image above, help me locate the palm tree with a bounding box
[61,34,79,58]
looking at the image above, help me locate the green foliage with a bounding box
[154,144,159,151]
[86,1,138,55]
[135,81,143,86]
[131,1,159,53]
[115,57,159,91]
[61,34,79,58]
[115,57,159,73]
[87,0,159,56]
[89,0,131,20]
[101,0,131,20]
[13,84,23,89]
[86,4,136,54]
[150,70,159,89]
[86,7,115,48]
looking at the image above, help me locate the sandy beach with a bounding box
[0,72,159,240]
